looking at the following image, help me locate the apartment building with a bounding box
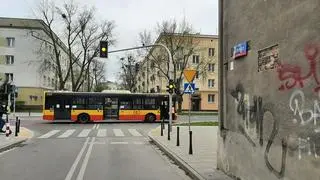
[0,17,71,109]
[135,33,219,111]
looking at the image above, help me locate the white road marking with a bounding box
[77,129,91,137]
[96,124,100,129]
[92,124,97,129]
[57,129,76,138]
[110,142,128,144]
[113,129,124,136]
[64,137,90,180]
[38,130,60,139]
[128,129,142,136]
[133,141,144,145]
[76,137,95,180]
[97,129,107,137]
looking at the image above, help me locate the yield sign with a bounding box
[183,69,196,83]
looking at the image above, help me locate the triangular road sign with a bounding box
[183,69,196,82]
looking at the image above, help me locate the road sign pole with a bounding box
[189,93,191,131]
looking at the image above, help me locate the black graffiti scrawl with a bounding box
[230,84,288,178]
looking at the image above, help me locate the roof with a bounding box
[154,33,218,44]
[0,17,69,54]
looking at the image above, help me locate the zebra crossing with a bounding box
[37,128,143,139]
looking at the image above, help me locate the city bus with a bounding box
[42,91,177,123]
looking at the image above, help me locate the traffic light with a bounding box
[166,79,175,94]
[99,41,108,58]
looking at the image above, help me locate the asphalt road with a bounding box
[0,118,191,180]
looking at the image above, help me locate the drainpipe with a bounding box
[218,0,225,131]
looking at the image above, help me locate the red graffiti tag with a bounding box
[277,43,320,92]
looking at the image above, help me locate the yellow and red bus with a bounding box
[43,91,176,123]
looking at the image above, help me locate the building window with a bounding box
[6,37,15,47]
[176,62,184,71]
[5,55,14,64]
[208,63,215,72]
[208,79,215,88]
[48,77,51,86]
[5,73,13,82]
[209,48,215,56]
[192,55,199,64]
[208,94,215,103]
[43,76,46,85]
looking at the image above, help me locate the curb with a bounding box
[148,131,206,180]
[0,137,27,153]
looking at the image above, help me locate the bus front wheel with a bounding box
[145,114,156,123]
[78,113,90,123]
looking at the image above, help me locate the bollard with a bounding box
[15,117,18,137]
[163,118,165,130]
[5,114,11,137]
[17,118,20,133]
[161,119,164,136]
[167,123,170,141]
[176,126,180,146]
[189,131,193,155]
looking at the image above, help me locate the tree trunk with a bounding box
[177,94,183,113]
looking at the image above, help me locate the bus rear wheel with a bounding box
[145,114,156,123]
[78,113,90,124]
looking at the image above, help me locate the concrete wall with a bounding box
[217,0,320,180]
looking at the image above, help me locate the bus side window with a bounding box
[145,98,156,109]
[72,96,86,109]
[133,98,143,110]
[120,100,132,110]
[88,97,103,110]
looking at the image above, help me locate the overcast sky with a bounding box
[0,0,218,82]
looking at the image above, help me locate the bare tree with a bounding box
[139,19,210,112]
[119,54,138,92]
[32,0,71,90]
[32,0,115,91]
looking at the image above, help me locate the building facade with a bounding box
[0,17,71,109]
[217,0,320,180]
[135,33,219,111]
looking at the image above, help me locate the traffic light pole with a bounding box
[107,43,173,132]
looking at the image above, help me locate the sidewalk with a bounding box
[7,112,42,120]
[148,125,233,180]
[0,126,34,153]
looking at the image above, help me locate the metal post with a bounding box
[17,118,20,133]
[188,93,193,154]
[177,126,180,146]
[167,123,170,141]
[189,93,191,132]
[161,118,164,136]
[189,130,193,154]
[5,114,10,137]
[15,117,18,136]
[13,91,15,118]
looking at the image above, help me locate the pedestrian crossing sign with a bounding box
[184,83,195,94]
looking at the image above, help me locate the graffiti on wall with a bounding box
[230,84,287,178]
[258,44,280,72]
[277,43,320,92]
[289,89,320,160]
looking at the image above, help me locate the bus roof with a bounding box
[44,91,169,97]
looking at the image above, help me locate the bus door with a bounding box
[54,95,72,120]
[104,97,119,120]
